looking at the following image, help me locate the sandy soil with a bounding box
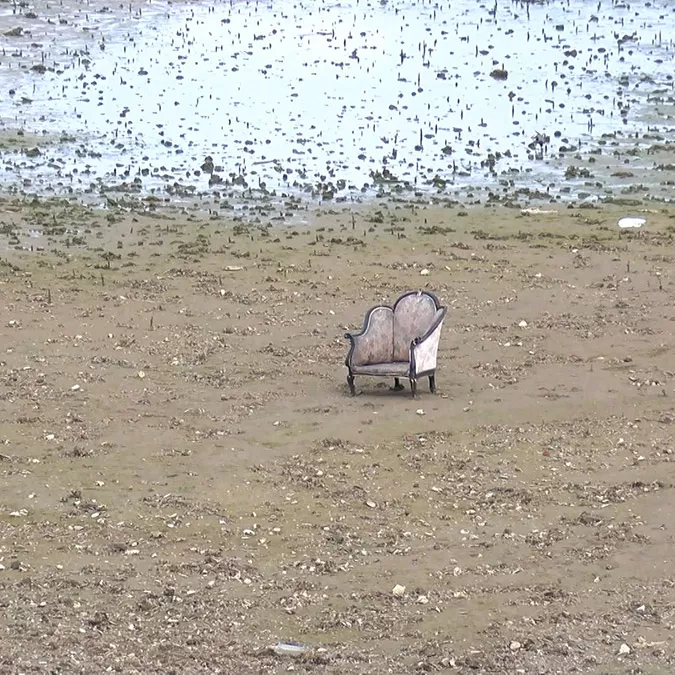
[1,199,675,674]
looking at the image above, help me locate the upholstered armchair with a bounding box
[344,290,447,397]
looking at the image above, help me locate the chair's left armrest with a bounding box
[345,305,394,368]
[411,308,447,375]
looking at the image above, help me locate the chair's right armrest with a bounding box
[411,307,447,375]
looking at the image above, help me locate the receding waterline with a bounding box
[0,0,672,208]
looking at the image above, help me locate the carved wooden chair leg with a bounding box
[429,374,436,393]
[347,374,356,396]
[410,378,417,398]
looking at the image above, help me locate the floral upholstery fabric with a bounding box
[392,292,438,362]
[412,311,444,374]
[350,306,394,366]
[350,361,411,377]
[346,292,445,386]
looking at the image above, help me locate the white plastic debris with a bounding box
[271,643,307,657]
[392,584,406,597]
[618,216,646,229]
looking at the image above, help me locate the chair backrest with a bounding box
[392,291,439,362]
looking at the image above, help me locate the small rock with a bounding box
[137,371,146,379]
[392,584,406,597]
[365,500,376,508]
[416,409,425,415]
[509,641,521,651]
[417,595,429,604]
[420,268,430,276]
[618,643,631,655]
[518,320,528,328]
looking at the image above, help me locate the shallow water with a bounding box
[0,0,673,210]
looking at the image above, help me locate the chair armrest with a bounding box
[344,305,395,367]
[344,330,374,369]
[411,308,447,375]
[344,330,362,362]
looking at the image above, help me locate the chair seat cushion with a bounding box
[350,361,410,377]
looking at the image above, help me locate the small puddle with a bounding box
[0,0,672,213]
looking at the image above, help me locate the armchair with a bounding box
[344,290,447,397]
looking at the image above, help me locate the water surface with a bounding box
[0,0,673,210]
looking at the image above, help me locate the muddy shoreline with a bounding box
[2,198,675,673]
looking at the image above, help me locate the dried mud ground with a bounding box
[1,201,675,674]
